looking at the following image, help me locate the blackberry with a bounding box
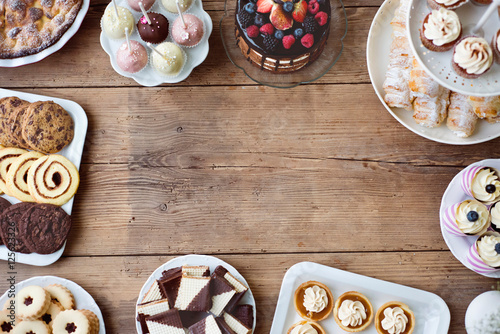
[263,35,279,51]
[238,10,254,28]
[303,15,318,34]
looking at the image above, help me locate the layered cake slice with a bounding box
[183,265,210,277]
[215,317,237,334]
[188,315,222,334]
[159,267,183,308]
[174,276,212,312]
[145,309,185,334]
[142,280,165,304]
[137,299,171,334]
[230,305,254,329]
[210,273,236,316]
[213,266,248,312]
[222,313,252,334]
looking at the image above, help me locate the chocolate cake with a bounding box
[145,309,185,334]
[159,267,183,308]
[210,273,236,316]
[174,276,212,312]
[213,266,248,313]
[230,305,254,329]
[189,315,222,334]
[235,0,331,72]
[137,299,171,334]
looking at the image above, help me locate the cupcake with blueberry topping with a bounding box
[427,0,468,10]
[462,166,500,205]
[443,200,490,236]
[421,8,461,52]
[490,202,500,232]
[466,232,500,274]
[452,36,493,79]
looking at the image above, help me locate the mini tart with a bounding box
[334,291,373,333]
[427,0,468,10]
[375,301,415,334]
[294,281,334,321]
[287,320,326,334]
[493,30,500,65]
[420,9,461,52]
[452,36,493,79]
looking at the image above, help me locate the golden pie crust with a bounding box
[375,301,415,334]
[287,320,326,334]
[0,0,83,58]
[333,291,374,332]
[294,281,334,321]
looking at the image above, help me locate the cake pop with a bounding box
[137,3,169,44]
[149,42,185,76]
[116,29,148,73]
[171,1,204,47]
[101,1,135,39]
[127,0,155,11]
[161,0,192,13]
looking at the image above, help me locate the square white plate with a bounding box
[0,88,88,266]
[270,262,450,334]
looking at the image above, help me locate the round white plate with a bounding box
[0,0,90,67]
[0,276,105,333]
[408,0,500,97]
[100,0,212,86]
[439,158,500,278]
[136,254,256,333]
[367,0,500,145]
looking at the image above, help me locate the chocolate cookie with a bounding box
[7,100,31,149]
[19,204,72,254]
[21,101,74,154]
[0,202,34,253]
[0,97,28,147]
[0,197,11,245]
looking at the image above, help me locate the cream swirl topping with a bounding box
[424,8,461,46]
[456,200,490,235]
[338,300,366,327]
[477,234,500,268]
[491,203,500,230]
[497,32,500,52]
[303,286,328,313]
[435,0,461,5]
[453,37,493,75]
[381,307,408,334]
[290,323,318,334]
[472,168,500,202]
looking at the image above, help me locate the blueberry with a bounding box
[496,243,500,254]
[283,1,294,12]
[467,210,479,222]
[274,30,284,39]
[294,28,304,38]
[244,2,256,13]
[486,184,497,194]
[254,14,265,26]
[317,0,325,4]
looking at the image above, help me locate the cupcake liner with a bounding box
[461,165,484,198]
[443,203,467,236]
[116,40,150,74]
[100,4,135,40]
[160,0,193,14]
[150,45,187,78]
[170,13,205,49]
[465,238,500,274]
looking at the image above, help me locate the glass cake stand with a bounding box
[220,0,347,88]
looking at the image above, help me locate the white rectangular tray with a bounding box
[270,262,450,334]
[0,88,88,266]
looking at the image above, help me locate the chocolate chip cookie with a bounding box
[0,97,28,147]
[21,101,74,154]
[7,101,31,149]
[19,204,72,254]
[0,202,34,253]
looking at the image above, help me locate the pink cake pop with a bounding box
[127,0,155,11]
[116,28,148,73]
[171,0,204,47]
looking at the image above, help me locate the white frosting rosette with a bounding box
[461,165,500,205]
[466,232,500,274]
[490,202,500,232]
[431,0,468,9]
[442,200,490,236]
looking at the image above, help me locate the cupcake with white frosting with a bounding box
[334,291,373,332]
[294,281,334,321]
[427,0,469,10]
[461,166,500,205]
[452,36,493,79]
[442,200,490,236]
[421,8,462,52]
[375,301,415,334]
[492,29,500,65]
[490,202,500,232]
[466,232,500,274]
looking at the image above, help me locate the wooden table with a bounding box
[0,0,498,332]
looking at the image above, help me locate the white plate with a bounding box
[0,88,88,266]
[0,276,105,333]
[270,262,450,334]
[136,254,256,333]
[0,0,90,68]
[100,0,212,86]
[439,158,500,278]
[408,0,500,97]
[366,0,500,145]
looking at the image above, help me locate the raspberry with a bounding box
[282,35,295,49]
[301,33,314,48]
[303,15,318,34]
[314,11,328,26]
[259,23,274,35]
[263,34,279,51]
[307,0,319,14]
[246,25,259,38]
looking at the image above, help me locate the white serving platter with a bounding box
[100,0,212,86]
[408,0,500,97]
[0,88,88,266]
[136,254,256,333]
[0,0,90,68]
[270,261,450,334]
[0,276,105,333]
[367,0,500,145]
[440,158,500,278]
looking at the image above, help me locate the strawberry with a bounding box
[269,4,293,30]
[282,35,295,49]
[259,23,274,35]
[292,0,307,23]
[257,0,274,13]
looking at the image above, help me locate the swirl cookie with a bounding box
[0,203,35,253]
[5,151,45,202]
[10,320,50,334]
[44,284,76,310]
[16,285,51,320]
[27,154,80,206]
[0,97,27,147]
[52,309,99,334]
[21,101,74,154]
[19,204,72,254]
[0,148,28,195]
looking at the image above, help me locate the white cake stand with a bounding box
[407,0,500,97]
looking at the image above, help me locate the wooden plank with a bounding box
[0,252,492,333]
[1,6,375,87]
[12,86,500,166]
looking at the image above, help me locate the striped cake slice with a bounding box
[174,276,212,312]
[137,299,170,334]
[222,313,251,334]
[209,273,236,317]
[182,265,210,277]
[188,315,222,334]
[142,280,165,304]
[213,266,248,312]
[146,309,185,334]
